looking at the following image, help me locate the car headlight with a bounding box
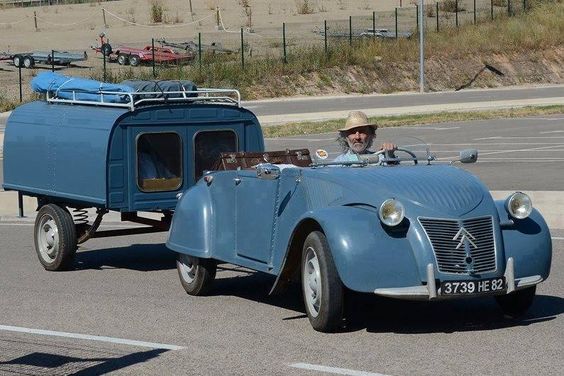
[379,199,405,227]
[505,192,532,219]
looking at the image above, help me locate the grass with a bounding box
[262,105,564,138]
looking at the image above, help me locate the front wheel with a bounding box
[495,286,536,319]
[34,204,77,271]
[301,231,344,332]
[176,253,216,296]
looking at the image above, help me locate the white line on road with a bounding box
[540,130,564,134]
[0,324,184,351]
[476,136,564,140]
[289,363,390,376]
[552,237,564,240]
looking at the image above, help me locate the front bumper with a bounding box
[373,257,543,300]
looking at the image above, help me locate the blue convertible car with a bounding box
[167,145,552,332]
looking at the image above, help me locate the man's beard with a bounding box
[348,139,369,154]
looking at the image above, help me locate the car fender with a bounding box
[166,183,213,258]
[294,206,422,293]
[495,201,552,280]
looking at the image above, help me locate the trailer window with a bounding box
[137,133,182,192]
[194,130,237,181]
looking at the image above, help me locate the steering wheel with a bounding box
[374,147,418,165]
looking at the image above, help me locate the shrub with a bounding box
[150,0,165,23]
[296,0,314,15]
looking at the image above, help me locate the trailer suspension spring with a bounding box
[72,208,89,225]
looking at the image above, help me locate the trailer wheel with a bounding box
[117,54,129,65]
[23,56,35,68]
[176,253,216,296]
[101,43,112,57]
[12,55,23,68]
[34,204,77,271]
[129,55,140,67]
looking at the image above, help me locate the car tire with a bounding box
[495,286,536,319]
[176,253,216,296]
[12,55,23,68]
[301,231,344,332]
[117,54,128,65]
[23,56,35,69]
[129,55,140,66]
[34,204,78,271]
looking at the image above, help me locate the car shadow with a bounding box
[209,271,563,333]
[344,293,564,334]
[73,243,176,272]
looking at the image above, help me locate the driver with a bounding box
[334,111,396,162]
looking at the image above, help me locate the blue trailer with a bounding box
[2,78,264,271]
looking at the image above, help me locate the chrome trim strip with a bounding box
[505,257,515,293]
[427,263,437,299]
[373,286,429,298]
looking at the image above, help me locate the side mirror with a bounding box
[256,163,281,180]
[459,149,478,163]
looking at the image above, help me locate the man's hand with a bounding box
[379,142,397,152]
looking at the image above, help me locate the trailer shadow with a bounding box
[210,269,563,333]
[74,243,176,272]
[0,349,168,375]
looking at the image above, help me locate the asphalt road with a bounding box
[244,85,564,117]
[0,225,562,375]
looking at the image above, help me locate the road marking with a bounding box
[289,363,390,376]
[552,237,564,241]
[540,130,564,134]
[0,324,184,351]
[478,144,564,157]
[477,136,564,140]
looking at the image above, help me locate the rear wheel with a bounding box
[496,286,536,319]
[117,54,128,65]
[301,231,344,332]
[176,253,216,296]
[34,204,77,271]
[129,55,140,66]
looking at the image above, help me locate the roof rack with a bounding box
[45,88,241,111]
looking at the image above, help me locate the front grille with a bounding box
[419,217,496,274]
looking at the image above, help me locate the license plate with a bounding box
[440,277,505,296]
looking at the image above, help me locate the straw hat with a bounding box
[338,111,377,132]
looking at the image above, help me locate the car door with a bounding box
[235,168,280,265]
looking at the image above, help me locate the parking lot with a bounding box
[1,114,563,375]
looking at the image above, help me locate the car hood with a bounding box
[300,165,487,216]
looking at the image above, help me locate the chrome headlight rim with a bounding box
[378,198,405,227]
[505,191,532,220]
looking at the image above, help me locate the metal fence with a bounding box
[0,0,536,105]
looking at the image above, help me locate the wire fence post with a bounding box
[491,0,494,20]
[474,0,477,24]
[349,16,352,46]
[523,0,527,11]
[18,65,22,102]
[416,4,419,31]
[102,8,107,28]
[508,0,512,16]
[436,2,440,32]
[103,50,106,82]
[34,11,38,31]
[282,22,287,64]
[240,28,245,70]
[372,11,376,37]
[455,0,459,27]
[18,192,24,218]
[324,20,328,58]
[395,8,398,39]
[198,32,202,71]
[152,38,156,78]
[51,49,55,72]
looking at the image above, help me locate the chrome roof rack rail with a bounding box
[46,88,241,111]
